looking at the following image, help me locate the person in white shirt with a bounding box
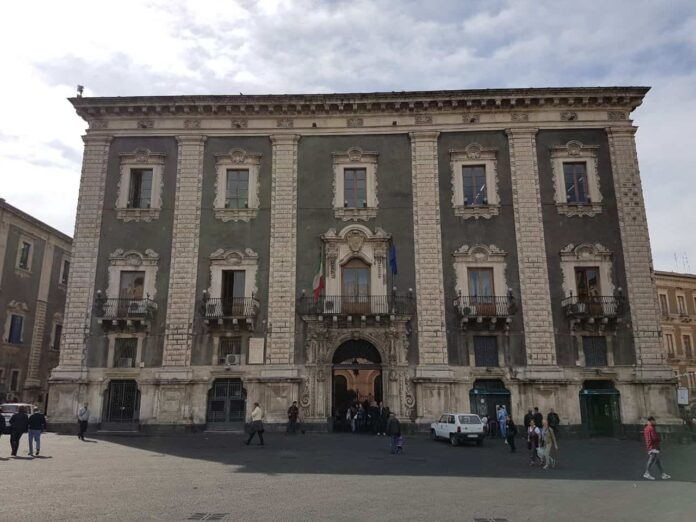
[77,403,90,441]
[245,402,265,446]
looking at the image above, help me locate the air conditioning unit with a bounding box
[225,354,241,366]
[118,358,134,368]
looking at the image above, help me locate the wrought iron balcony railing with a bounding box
[561,295,623,318]
[93,298,157,321]
[454,295,514,318]
[199,297,259,320]
[297,295,414,316]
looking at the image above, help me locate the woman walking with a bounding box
[245,402,265,446]
[527,419,541,466]
[541,419,559,469]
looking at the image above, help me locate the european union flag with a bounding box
[389,243,398,275]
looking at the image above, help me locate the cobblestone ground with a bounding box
[0,431,694,521]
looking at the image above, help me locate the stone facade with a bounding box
[0,199,71,407]
[48,87,680,435]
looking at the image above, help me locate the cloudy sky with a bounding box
[1,0,694,271]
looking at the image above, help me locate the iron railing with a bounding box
[94,298,157,320]
[297,295,414,316]
[561,296,623,318]
[199,297,259,319]
[454,295,513,318]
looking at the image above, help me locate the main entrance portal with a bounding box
[332,340,382,431]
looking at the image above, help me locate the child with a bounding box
[395,435,405,454]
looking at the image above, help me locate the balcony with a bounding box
[297,294,414,326]
[199,296,259,330]
[93,295,157,328]
[562,295,624,329]
[453,295,516,330]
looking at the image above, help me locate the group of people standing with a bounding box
[0,406,47,457]
[342,400,392,435]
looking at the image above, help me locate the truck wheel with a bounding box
[430,429,437,441]
[450,434,459,446]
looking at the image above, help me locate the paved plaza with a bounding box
[0,431,694,521]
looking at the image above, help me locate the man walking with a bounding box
[548,409,560,439]
[505,414,517,452]
[77,402,90,441]
[9,406,29,457]
[386,411,401,454]
[498,405,508,442]
[533,407,543,431]
[643,416,670,480]
[287,401,299,434]
[523,409,533,431]
[28,409,47,456]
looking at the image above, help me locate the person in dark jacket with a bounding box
[505,415,517,452]
[533,407,543,431]
[386,412,401,454]
[523,409,533,431]
[547,409,560,439]
[28,409,47,456]
[286,401,299,434]
[9,406,29,457]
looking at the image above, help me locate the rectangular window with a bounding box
[53,324,62,351]
[119,271,145,300]
[564,162,589,203]
[462,165,487,206]
[473,336,499,367]
[659,294,669,315]
[8,314,23,344]
[665,333,675,355]
[18,241,31,269]
[225,169,249,209]
[128,168,153,209]
[10,370,20,392]
[61,260,70,285]
[114,338,137,368]
[583,336,608,367]
[677,295,687,315]
[683,335,693,359]
[218,337,242,365]
[468,268,494,297]
[575,267,600,298]
[344,168,367,208]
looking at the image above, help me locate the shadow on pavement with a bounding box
[75,432,696,483]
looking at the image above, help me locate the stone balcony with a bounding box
[199,296,259,331]
[93,294,157,330]
[453,294,516,330]
[297,293,414,327]
[562,295,624,330]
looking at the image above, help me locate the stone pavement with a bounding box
[0,431,694,521]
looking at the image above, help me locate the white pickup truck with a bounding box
[430,413,485,446]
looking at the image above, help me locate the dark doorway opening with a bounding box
[207,378,247,430]
[103,380,140,430]
[332,340,382,432]
[580,380,622,437]
[469,379,511,420]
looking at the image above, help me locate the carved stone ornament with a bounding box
[560,243,612,262]
[137,119,154,129]
[462,113,480,124]
[454,244,507,263]
[89,119,108,130]
[561,111,578,121]
[7,300,29,314]
[210,248,258,262]
[347,117,363,128]
[415,114,433,125]
[276,118,294,128]
[126,254,143,266]
[511,112,529,122]
[464,143,483,160]
[607,111,627,121]
[347,147,363,162]
[346,230,366,253]
[231,118,249,129]
[109,248,160,267]
[566,140,583,156]
[184,119,201,129]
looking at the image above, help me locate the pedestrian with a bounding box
[481,414,489,436]
[386,411,401,455]
[27,408,47,456]
[9,406,29,457]
[379,404,390,436]
[356,403,366,432]
[527,419,541,466]
[505,414,517,452]
[498,405,508,442]
[77,402,90,441]
[548,409,560,439]
[540,419,558,469]
[0,412,5,449]
[533,407,543,431]
[286,401,299,434]
[643,416,670,480]
[245,402,265,446]
[523,409,533,431]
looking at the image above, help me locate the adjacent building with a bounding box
[655,271,696,412]
[0,199,71,407]
[48,87,679,435]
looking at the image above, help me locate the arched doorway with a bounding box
[580,380,622,437]
[207,378,246,430]
[103,380,140,430]
[332,339,382,431]
[469,379,511,421]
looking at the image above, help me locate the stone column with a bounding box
[162,135,206,367]
[409,131,448,366]
[56,135,112,369]
[266,134,300,364]
[606,127,663,366]
[506,128,556,365]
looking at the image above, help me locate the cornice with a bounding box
[70,86,649,122]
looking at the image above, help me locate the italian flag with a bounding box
[313,244,325,301]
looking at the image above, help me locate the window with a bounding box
[60,259,70,286]
[583,336,608,367]
[677,295,687,315]
[462,165,487,206]
[218,337,242,365]
[344,168,367,208]
[106,249,159,303]
[665,333,675,355]
[8,314,23,344]
[468,268,494,298]
[18,241,31,270]
[114,338,137,368]
[342,258,370,313]
[225,169,249,209]
[127,168,153,208]
[119,271,145,300]
[473,336,498,367]
[575,267,600,298]
[550,141,602,216]
[332,147,378,221]
[450,143,500,219]
[563,162,589,203]
[10,370,19,392]
[659,294,669,315]
[683,335,693,359]
[214,148,261,222]
[52,324,62,351]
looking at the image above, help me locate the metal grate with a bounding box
[188,514,229,521]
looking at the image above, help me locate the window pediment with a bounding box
[449,143,500,220]
[214,148,262,222]
[332,147,379,221]
[550,141,602,217]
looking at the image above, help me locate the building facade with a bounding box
[48,87,679,435]
[0,199,71,407]
[655,271,696,413]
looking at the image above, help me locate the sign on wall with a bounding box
[248,336,265,364]
[677,387,689,406]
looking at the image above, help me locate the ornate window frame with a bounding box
[116,148,166,222]
[550,140,602,217]
[450,143,500,220]
[332,147,379,221]
[214,148,262,222]
[3,300,29,344]
[106,249,160,299]
[559,243,614,298]
[15,235,34,275]
[453,244,508,297]
[208,248,259,298]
